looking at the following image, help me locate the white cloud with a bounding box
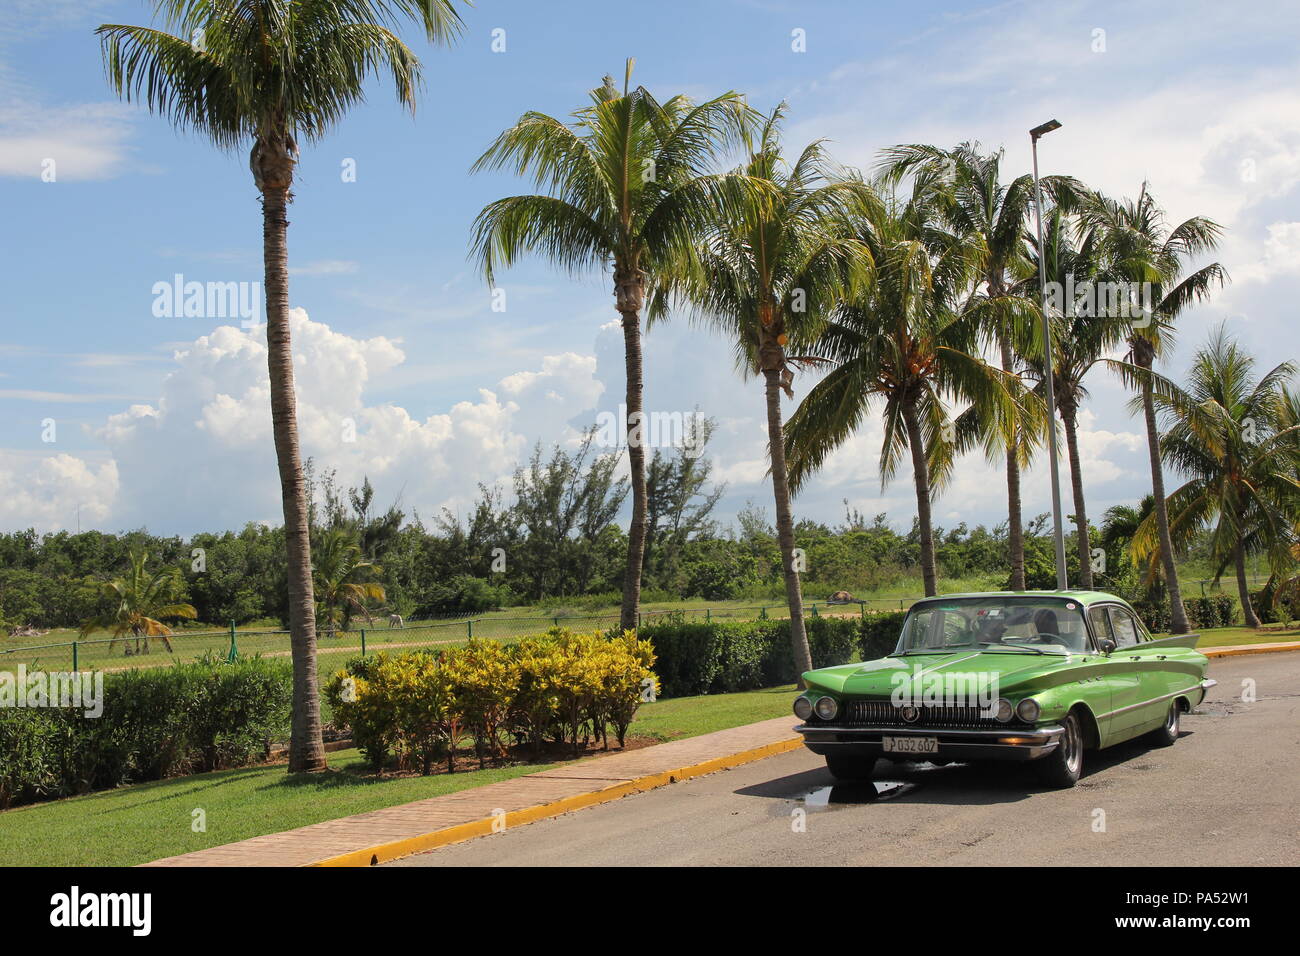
[1233,221,1300,283]
[0,100,136,181]
[0,453,117,531]
[0,310,610,534]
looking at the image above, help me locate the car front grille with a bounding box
[844,699,1025,730]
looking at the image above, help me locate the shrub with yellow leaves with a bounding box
[328,629,657,775]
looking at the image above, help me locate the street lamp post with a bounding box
[1030,118,1069,591]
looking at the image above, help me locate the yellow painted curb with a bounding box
[312,735,803,867]
[1203,642,1300,658]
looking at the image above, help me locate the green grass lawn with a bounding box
[1188,626,1300,647]
[0,682,797,868]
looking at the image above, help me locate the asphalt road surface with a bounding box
[391,653,1300,866]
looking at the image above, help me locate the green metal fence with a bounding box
[0,599,914,676]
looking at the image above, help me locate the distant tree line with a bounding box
[1,429,1094,630]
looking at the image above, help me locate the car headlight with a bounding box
[793,696,813,721]
[1016,698,1041,723]
[814,695,839,720]
[994,698,1014,723]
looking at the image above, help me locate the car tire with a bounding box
[824,754,878,782]
[1149,701,1180,747]
[1035,711,1083,789]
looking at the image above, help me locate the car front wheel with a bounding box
[824,754,878,782]
[1036,711,1083,789]
[1149,701,1180,747]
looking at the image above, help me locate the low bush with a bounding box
[0,656,291,809]
[638,614,861,698]
[1132,598,1172,633]
[325,630,656,774]
[1251,586,1299,625]
[1184,595,1237,629]
[860,611,906,661]
[413,574,514,617]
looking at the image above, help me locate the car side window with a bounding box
[1108,607,1141,648]
[1087,607,1112,649]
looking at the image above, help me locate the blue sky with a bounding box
[2,0,1298,537]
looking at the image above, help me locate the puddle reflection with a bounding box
[803,780,916,808]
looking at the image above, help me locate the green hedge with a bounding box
[861,611,907,661]
[638,614,886,699]
[0,656,291,809]
[1136,595,1239,632]
[1184,595,1237,629]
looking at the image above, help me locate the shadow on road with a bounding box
[735,730,1195,808]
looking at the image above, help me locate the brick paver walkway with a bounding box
[143,715,801,867]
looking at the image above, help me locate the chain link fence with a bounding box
[1,598,916,676]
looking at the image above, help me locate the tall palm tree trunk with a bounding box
[1061,406,1094,589]
[1139,373,1189,632]
[763,368,813,681]
[1234,540,1261,628]
[259,169,326,774]
[1000,337,1026,590]
[900,396,938,597]
[616,268,648,632]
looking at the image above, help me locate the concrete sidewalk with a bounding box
[1203,640,1300,657]
[142,715,802,867]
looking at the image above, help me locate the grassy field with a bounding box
[0,592,925,676]
[0,682,798,867]
[4,572,1290,676]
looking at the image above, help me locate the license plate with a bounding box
[883,736,937,754]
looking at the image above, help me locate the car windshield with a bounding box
[894,597,1092,655]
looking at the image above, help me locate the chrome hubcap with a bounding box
[1167,704,1179,734]
[1063,718,1081,773]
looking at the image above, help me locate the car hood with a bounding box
[805,649,1084,698]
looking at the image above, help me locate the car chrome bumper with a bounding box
[1198,678,1217,706]
[794,723,1065,761]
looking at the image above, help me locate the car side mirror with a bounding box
[1098,638,1116,655]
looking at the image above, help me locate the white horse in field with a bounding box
[388,614,404,629]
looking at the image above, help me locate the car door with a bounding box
[1103,605,1154,736]
[1085,605,1128,743]
[1117,606,1179,732]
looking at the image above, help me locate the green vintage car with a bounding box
[793,591,1216,788]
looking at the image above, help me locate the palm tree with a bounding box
[81,549,197,656]
[1101,495,1163,589]
[1019,209,1130,589]
[97,0,465,772]
[1153,327,1298,626]
[676,107,875,678]
[785,183,1017,597]
[879,144,1079,589]
[470,63,752,631]
[313,528,386,637]
[1083,185,1226,631]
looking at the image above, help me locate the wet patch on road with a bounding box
[801,780,917,809]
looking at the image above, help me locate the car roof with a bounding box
[909,590,1125,608]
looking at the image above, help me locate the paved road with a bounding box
[392,654,1300,866]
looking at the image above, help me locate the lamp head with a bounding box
[1030,119,1062,141]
